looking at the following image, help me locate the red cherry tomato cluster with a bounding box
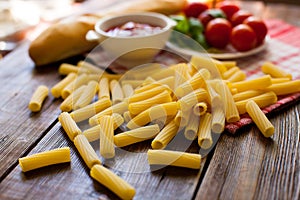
[181,1,268,52]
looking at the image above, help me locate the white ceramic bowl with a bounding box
[86,12,176,69]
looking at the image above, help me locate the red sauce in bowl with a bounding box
[106,22,163,37]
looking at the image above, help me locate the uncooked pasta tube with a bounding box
[74,135,101,169]
[151,120,179,149]
[177,88,208,111]
[230,75,272,92]
[184,113,200,140]
[261,61,292,80]
[99,116,115,159]
[51,73,77,98]
[147,149,201,169]
[246,100,274,137]
[98,77,110,99]
[110,79,124,104]
[19,147,71,172]
[77,60,106,75]
[197,113,213,149]
[233,90,264,102]
[90,165,135,200]
[61,73,89,99]
[122,83,134,98]
[60,85,86,112]
[74,80,99,109]
[28,85,49,112]
[263,80,300,95]
[58,112,82,141]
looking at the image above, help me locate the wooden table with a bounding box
[0,1,299,199]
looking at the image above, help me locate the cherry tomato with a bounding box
[216,2,240,20]
[183,2,209,18]
[243,16,268,45]
[231,10,252,26]
[231,24,257,51]
[198,9,226,27]
[205,18,232,49]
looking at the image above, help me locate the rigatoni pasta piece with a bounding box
[174,63,188,89]
[206,80,222,106]
[58,63,88,75]
[263,80,300,95]
[58,112,82,141]
[221,61,236,69]
[99,116,115,159]
[128,90,172,115]
[90,165,136,200]
[211,105,225,134]
[177,88,208,111]
[233,90,264,102]
[271,77,291,84]
[121,80,143,88]
[261,62,292,80]
[51,73,77,98]
[60,85,86,112]
[235,91,277,114]
[19,147,71,172]
[89,101,128,126]
[184,113,200,140]
[74,135,101,169]
[246,100,274,137]
[174,109,190,127]
[123,111,133,123]
[129,84,171,103]
[98,77,110,99]
[61,73,89,99]
[127,102,178,130]
[197,113,213,149]
[74,80,99,109]
[114,124,160,147]
[226,70,247,82]
[147,149,201,169]
[222,66,239,79]
[122,83,134,98]
[70,98,112,122]
[110,79,124,104]
[230,75,272,92]
[28,85,49,112]
[193,102,208,116]
[151,120,179,149]
[149,67,175,80]
[77,60,106,75]
[190,55,224,77]
[142,76,156,85]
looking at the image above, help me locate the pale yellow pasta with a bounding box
[61,73,89,99]
[99,115,115,159]
[147,149,201,169]
[110,79,124,104]
[74,80,99,109]
[197,113,213,149]
[89,101,128,126]
[226,70,247,82]
[19,147,70,172]
[28,85,49,112]
[233,90,264,102]
[142,76,156,85]
[74,135,101,169]
[89,74,122,82]
[221,61,237,69]
[124,63,163,80]
[114,124,160,147]
[264,80,300,95]
[58,63,88,75]
[123,111,133,123]
[271,77,291,84]
[211,105,225,134]
[174,68,210,98]
[174,63,188,89]
[83,113,124,142]
[149,67,175,80]
[121,80,143,88]
[206,81,222,106]
[155,76,175,91]
[184,112,200,140]
[177,88,208,111]
[90,164,136,200]
[98,77,110,99]
[151,120,179,149]
[60,85,86,112]
[128,90,172,115]
[133,78,173,94]
[128,85,171,103]
[235,91,277,114]
[174,109,191,127]
[222,66,239,79]
[193,102,208,116]
[190,55,225,77]
[230,75,272,92]
[70,98,112,122]
[230,88,238,95]
[151,116,174,130]
[261,61,292,80]
[246,100,274,137]
[127,102,178,130]
[77,60,106,75]
[58,112,82,141]
[51,73,77,98]
[122,84,134,98]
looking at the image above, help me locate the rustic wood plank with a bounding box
[0,41,82,179]
[0,120,207,200]
[196,104,300,200]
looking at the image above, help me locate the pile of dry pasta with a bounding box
[22,56,300,199]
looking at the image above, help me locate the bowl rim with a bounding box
[94,12,176,39]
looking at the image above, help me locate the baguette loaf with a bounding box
[29,0,187,66]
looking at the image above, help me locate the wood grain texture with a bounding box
[196,105,300,200]
[0,122,206,200]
